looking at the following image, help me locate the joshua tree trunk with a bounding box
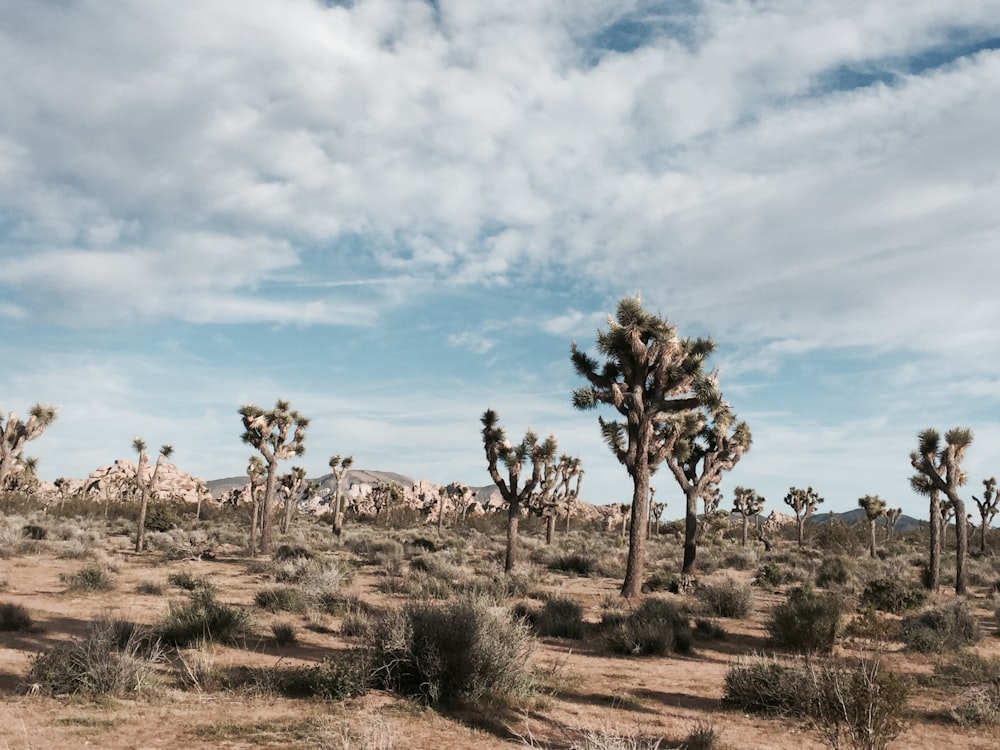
[261,462,278,553]
[437,491,445,534]
[546,514,556,545]
[954,497,968,595]
[505,498,520,573]
[622,469,651,595]
[868,518,878,559]
[682,486,700,574]
[927,489,941,591]
[249,496,260,556]
[741,516,749,547]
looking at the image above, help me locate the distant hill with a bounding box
[808,508,923,533]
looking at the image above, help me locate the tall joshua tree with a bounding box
[884,507,902,541]
[328,454,354,537]
[247,456,266,555]
[664,405,751,573]
[481,409,556,573]
[973,477,999,554]
[572,296,721,597]
[134,440,173,553]
[784,486,824,548]
[560,456,583,533]
[0,404,57,489]
[528,455,560,545]
[910,427,973,595]
[239,399,309,555]
[279,466,307,533]
[732,486,765,548]
[858,494,887,559]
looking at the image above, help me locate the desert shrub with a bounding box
[549,552,597,576]
[696,574,754,618]
[721,549,756,571]
[255,586,306,613]
[604,598,692,656]
[167,571,212,591]
[159,588,250,647]
[280,652,371,700]
[529,596,585,639]
[930,651,1000,687]
[136,580,165,596]
[143,502,183,532]
[61,563,114,592]
[339,611,373,638]
[756,561,793,588]
[767,586,841,653]
[815,556,851,587]
[369,595,534,706]
[683,720,722,750]
[725,653,908,750]
[693,618,726,640]
[0,601,33,631]
[271,621,298,646]
[642,567,680,594]
[273,544,315,562]
[844,607,899,643]
[22,524,47,540]
[952,684,1000,726]
[723,656,810,715]
[860,577,927,614]
[28,619,162,697]
[900,601,981,653]
[808,656,909,750]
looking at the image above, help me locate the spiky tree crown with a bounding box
[858,494,886,520]
[240,399,309,462]
[784,486,823,517]
[732,486,764,516]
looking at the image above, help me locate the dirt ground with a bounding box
[1,529,999,750]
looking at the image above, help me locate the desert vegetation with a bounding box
[2,295,999,749]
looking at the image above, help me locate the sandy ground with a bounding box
[1,532,999,750]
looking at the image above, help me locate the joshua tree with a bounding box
[527,453,562,545]
[784,486,824,548]
[247,456,266,555]
[973,477,999,554]
[732,486,765,547]
[0,404,57,489]
[571,295,726,596]
[279,466,307,533]
[910,427,973,595]
[327,454,354,536]
[662,402,751,573]
[884,507,902,541]
[858,494,887,559]
[239,400,309,555]
[481,409,557,572]
[558,456,583,533]
[134,440,173,553]
[368,480,403,526]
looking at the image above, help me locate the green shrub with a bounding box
[28,619,162,697]
[61,563,114,592]
[159,589,250,647]
[815,556,851,587]
[22,524,47,540]
[693,618,726,640]
[0,601,33,631]
[282,653,370,700]
[531,596,585,639]
[604,598,692,656]
[861,578,928,614]
[167,571,212,591]
[767,586,841,653]
[696,575,754,618]
[756,561,793,588]
[143,502,182,532]
[255,586,306,613]
[549,553,596,576]
[901,602,981,653]
[370,596,534,706]
[642,567,680,594]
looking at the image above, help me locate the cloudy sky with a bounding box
[2,0,999,520]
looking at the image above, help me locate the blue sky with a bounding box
[3,0,1000,520]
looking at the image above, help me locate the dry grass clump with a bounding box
[860,577,928,613]
[515,595,586,639]
[766,586,841,653]
[695,573,754,618]
[158,588,250,647]
[0,601,34,631]
[370,595,535,707]
[900,601,981,653]
[603,598,692,656]
[28,619,163,697]
[60,562,115,592]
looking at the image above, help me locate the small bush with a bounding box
[642,567,680,594]
[255,586,306,613]
[684,720,722,750]
[844,607,898,643]
[696,574,754,619]
[167,571,212,591]
[136,580,165,596]
[21,524,47,540]
[281,653,370,700]
[531,596,585,639]
[861,578,928,614]
[61,563,114,592]
[28,619,162,697]
[159,589,250,647]
[604,598,692,656]
[901,602,981,653]
[0,601,33,631]
[723,656,810,715]
[815,556,851,587]
[693,618,726,640]
[549,553,596,576]
[952,684,1000,726]
[273,544,315,562]
[271,621,298,646]
[756,561,793,588]
[143,502,182,532]
[370,596,534,706]
[767,586,841,653]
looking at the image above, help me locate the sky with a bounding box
[2,0,1000,521]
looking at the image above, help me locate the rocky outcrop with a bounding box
[83,460,211,506]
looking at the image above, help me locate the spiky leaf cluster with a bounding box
[239,399,309,463]
[733,486,765,518]
[858,494,887,521]
[784,486,824,519]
